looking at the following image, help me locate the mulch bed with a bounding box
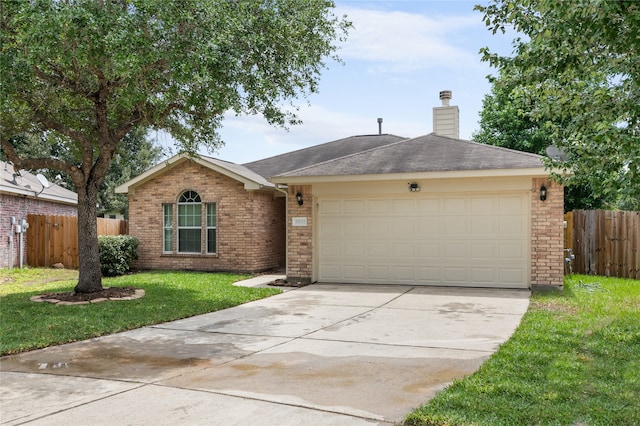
[269,279,308,288]
[31,287,143,304]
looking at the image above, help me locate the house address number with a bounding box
[292,217,308,227]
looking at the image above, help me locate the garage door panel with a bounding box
[417,266,442,282]
[367,199,389,214]
[389,217,414,236]
[417,219,441,236]
[344,265,366,280]
[319,241,341,256]
[443,267,468,284]
[344,200,365,214]
[391,243,414,258]
[471,217,499,236]
[321,200,342,214]
[391,199,414,212]
[444,217,468,235]
[344,220,365,236]
[418,243,440,258]
[470,267,496,284]
[319,264,341,280]
[368,243,389,257]
[500,196,526,211]
[499,218,527,237]
[319,220,342,238]
[499,268,525,286]
[390,266,415,281]
[470,196,498,213]
[444,243,468,259]
[367,218,389,236]
[344,243,365,257]
[471,243,496,259]
[500,243,525,259]
[444,197,466,212]
[318,193,528,288]
[417,198,441,212]
[369,265,389,280]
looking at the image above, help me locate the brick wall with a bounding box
[0,193,77,268]
[128,160,285,272]
[530,178,565,289]
[286,184,313,283]
[250,191,286,271]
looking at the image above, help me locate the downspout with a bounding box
[274,184,289,277]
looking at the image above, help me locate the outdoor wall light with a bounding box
[408,182,420,192]
[296,192,304,206]
[540,185,547,201]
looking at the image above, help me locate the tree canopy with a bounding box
[1,0,350,292]
[0,128,162,217]
[475,0,640,210]
[96,128,163,217]
[473,71,614,211]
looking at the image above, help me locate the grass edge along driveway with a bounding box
[0,269,281,356]
[405,274,640,426]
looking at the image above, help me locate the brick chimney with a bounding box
[433,90,459,138]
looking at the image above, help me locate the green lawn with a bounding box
[0,268,280,355]
[405,274,640,426]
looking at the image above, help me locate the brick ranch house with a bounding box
[116,95,564,290]
[1,161,78,268]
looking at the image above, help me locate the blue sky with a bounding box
[158,1,516,164]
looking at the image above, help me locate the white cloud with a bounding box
[337,6,483,73]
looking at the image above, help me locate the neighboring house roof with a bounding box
[270,133,547,182]
[243,134,407,178]
[115,153,275,194]
[0,161,78,205]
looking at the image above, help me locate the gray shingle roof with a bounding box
[243,134,407,178]
[273,133,544,178]
[0,161,78,205]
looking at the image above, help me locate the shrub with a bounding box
[98,235,139,277]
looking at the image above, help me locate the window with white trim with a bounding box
[177,190,202,253]
[162,203,173,252]
[206,203,217,254]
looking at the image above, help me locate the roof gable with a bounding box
[115,154,275,194]
[273,133,545,178]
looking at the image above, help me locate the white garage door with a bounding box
[317,193,529,288]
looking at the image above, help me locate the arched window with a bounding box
[177,190,202,253]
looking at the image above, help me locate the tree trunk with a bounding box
[74,182,103,293]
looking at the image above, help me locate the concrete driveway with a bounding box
[1,280,529,425]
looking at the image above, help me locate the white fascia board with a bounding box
[115,154,272,193]
[115,154,188,193]
[269,167,551,185]
[198,159,272,191]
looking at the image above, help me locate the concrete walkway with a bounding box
[1,278,529,425]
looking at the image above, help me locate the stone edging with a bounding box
[30,289,145,305]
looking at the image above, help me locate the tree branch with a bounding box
[1,137,82,183]
[28,103,91,147]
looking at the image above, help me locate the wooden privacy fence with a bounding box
[564,210,640,279]
[27,214,128,269]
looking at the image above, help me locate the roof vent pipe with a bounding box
[377,117,383,135]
